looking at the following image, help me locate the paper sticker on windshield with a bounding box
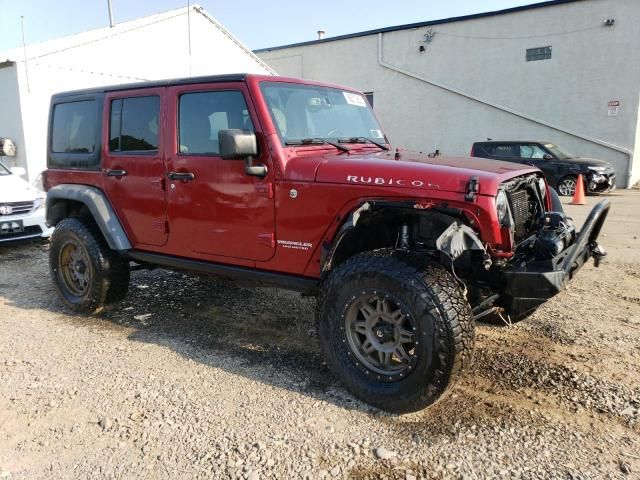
[343,92,366,107]
[370,129,384,139]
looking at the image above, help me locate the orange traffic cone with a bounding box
[570,174,586,205]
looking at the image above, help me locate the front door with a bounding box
[165,83,276,262]
[102,88,168,247]
[518,144,556,181]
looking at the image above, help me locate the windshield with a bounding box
[0,162,10,176]
[260,81,385,146]
[544,143,573,160]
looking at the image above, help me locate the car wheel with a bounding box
[557,175,578,196]
[49,217,130,314]
[316,249,475,413]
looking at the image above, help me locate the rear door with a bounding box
[164,82,276,261]
[489,143,522,163]
[102,88,168,247]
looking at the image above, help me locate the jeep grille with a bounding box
[508,189,534,241]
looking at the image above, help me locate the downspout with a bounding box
[377,33,635,188]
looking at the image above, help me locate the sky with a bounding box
[0,0,537,52]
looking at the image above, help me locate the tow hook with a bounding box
[482,252,492,270]
[590,243,606,267]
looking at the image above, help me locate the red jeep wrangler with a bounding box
[44,74,609,412]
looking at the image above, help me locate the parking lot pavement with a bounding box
[0,190,639,479]
[562,189,640,263]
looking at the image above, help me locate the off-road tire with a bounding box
[549,187,564,212]
[316,249,475,413]
[105,257,131,304]
[49,217,130,314]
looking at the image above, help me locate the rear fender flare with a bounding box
[46,184,131,251]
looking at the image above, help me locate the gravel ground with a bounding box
[1,190,639,479]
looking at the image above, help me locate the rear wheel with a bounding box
[49,218,130,314]
[317,249,474,413]
[557,175,578,196]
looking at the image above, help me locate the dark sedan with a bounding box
[471,141,616,196]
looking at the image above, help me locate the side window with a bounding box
[179,90,254,155]
[520,144,547,159]
[364,92,374,108]
[493,144,518,157]
[109,96,159,152]
[51,100,97,154]
[478,144,494,156]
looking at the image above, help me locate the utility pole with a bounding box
[20,16,30,93]
[107,0,115,27]
[187,0,192,76]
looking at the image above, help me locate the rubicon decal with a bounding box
[346,176,424,187]
[277,239,313,251]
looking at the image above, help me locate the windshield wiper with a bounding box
[338,137,389,151]
[285,138,350,153]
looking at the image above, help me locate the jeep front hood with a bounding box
[311,152,539,194]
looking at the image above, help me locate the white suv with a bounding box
[0,162,53,243]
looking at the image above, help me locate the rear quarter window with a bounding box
[51,101,96,153]
[48,98,102,169]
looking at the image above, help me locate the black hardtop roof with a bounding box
[51,73,249,100]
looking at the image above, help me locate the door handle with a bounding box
[167,171,195,181]
[104,169,128,177]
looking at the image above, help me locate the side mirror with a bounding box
[10,166,26,177]
[218,129,266,178]
[543,153,553,160]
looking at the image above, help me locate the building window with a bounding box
[526,46,552,62]
[109,96,160,152]
[364,92,374,108]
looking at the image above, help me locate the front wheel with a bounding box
[557,175,578,196]
[317,250,475,413]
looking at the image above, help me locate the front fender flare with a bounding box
[46,184,132,251]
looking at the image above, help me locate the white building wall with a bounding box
[258,0,640,187]
[0,64,26,173]
[2,6,273,181]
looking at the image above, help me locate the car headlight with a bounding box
[33,197,45,211]
[537,177,547,202]
[588,166,606,173]
[496,190,510,227]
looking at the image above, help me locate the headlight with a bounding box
[588,166,606,172]
[33,197,45,211]
[537,177,547,202]
[496,190,510,227]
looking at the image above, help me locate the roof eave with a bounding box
[254,0,583,53]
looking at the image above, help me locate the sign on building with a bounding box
[607,101,620,117]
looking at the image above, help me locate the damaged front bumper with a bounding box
[586,171,616,194]
[498,199,610,318]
